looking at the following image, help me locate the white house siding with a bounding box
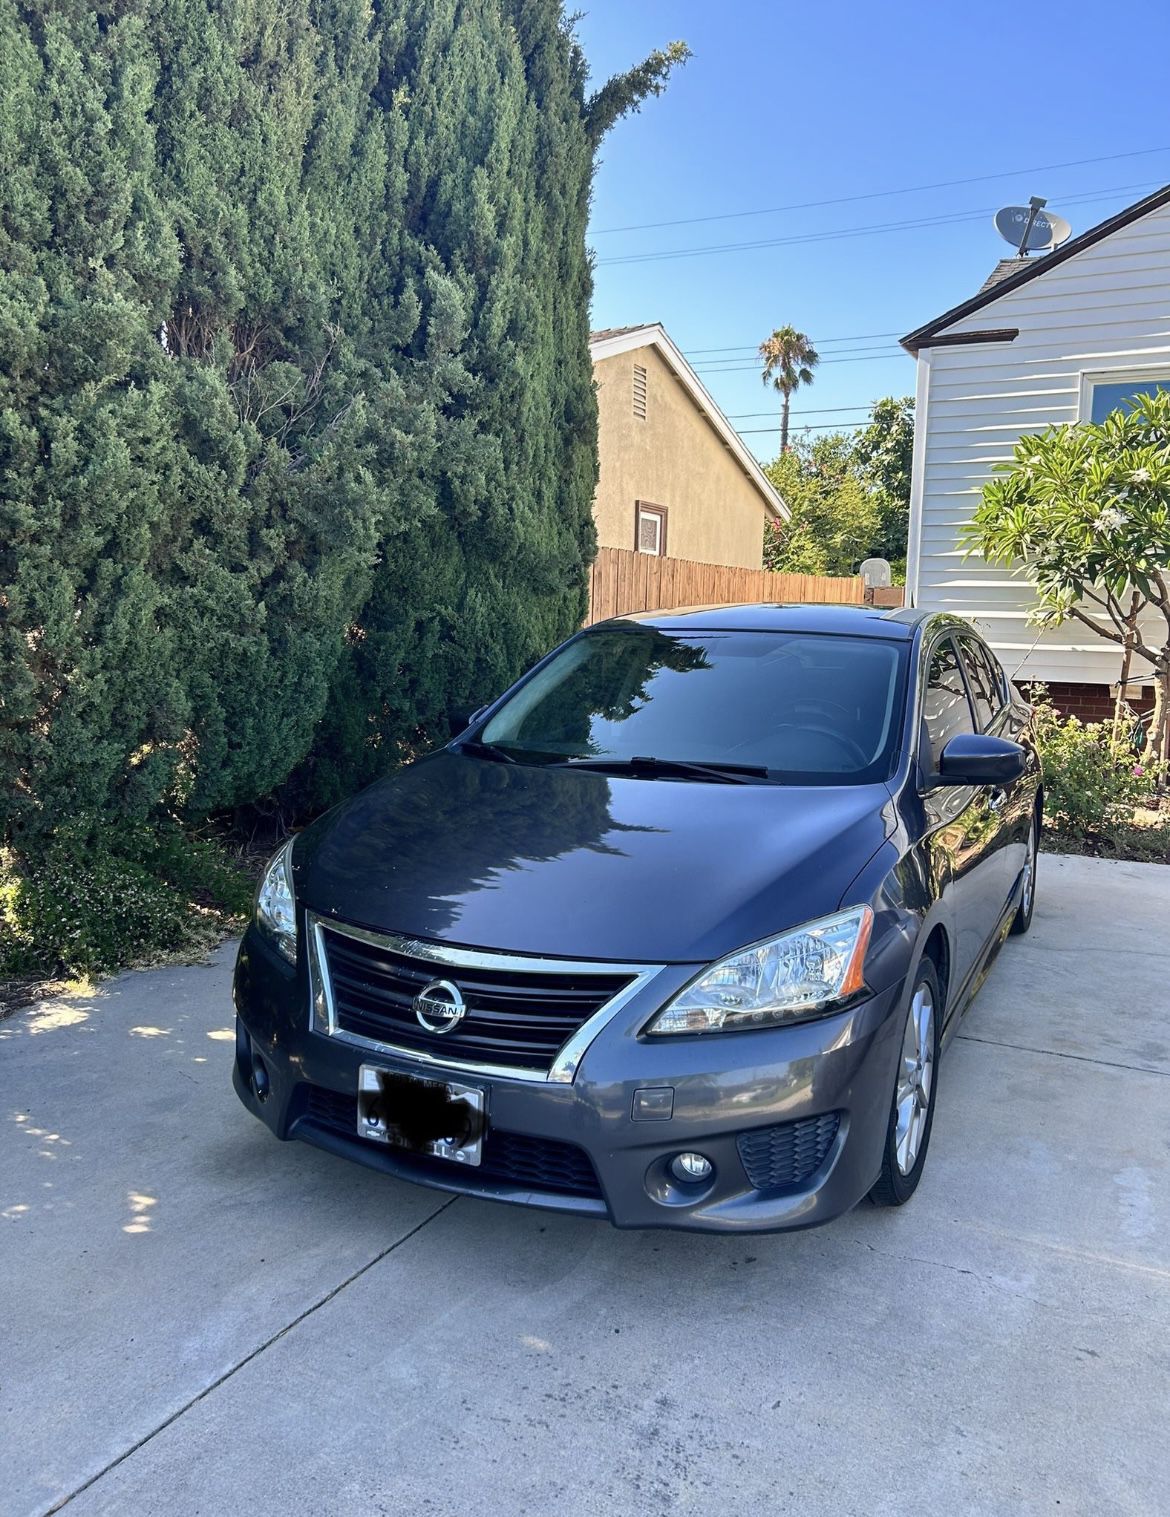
[909,201,1170,688]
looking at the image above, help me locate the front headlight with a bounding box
[645,905,873,1035]
[255,839,297,964]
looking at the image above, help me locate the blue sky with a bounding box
[576,1,1170,461]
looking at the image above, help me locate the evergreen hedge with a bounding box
[0,0,684,853]
[0,0,686,975]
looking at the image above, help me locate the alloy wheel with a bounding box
[895,984,935,1175]
[1021,819,1037,917]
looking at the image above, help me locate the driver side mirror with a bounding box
[936,732,1027,786]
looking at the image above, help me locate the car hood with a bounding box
[296,751,895,964]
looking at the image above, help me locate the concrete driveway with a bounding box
[3,853,1169,1517]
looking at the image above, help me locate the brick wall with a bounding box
[1014,680,1156,723]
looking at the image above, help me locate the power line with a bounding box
[697,341,900,369]
[686,330,901,356]
[599,182,1155,267]
[740,422,869,434]
[696,352,907,374]
[727,405,873,419]
[595,180,1160,268]
[590,144,1170,236]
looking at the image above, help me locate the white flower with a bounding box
[1131,467,1152,483]
[1095,506,1126,531]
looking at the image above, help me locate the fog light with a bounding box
[670,1152,713,1184]
[252,1055,270,1103]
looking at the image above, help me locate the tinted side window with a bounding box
[923,638,975,769]
[958,636,1001,729]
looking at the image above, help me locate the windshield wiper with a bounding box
[562,755,769,784]
[457,737,517,764]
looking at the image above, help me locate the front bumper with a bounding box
[233,926,908,1233]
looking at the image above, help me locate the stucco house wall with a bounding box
[590,327,786,571]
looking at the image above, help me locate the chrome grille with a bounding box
[308,914,656,1081]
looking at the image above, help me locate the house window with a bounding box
[1084,369,1170,423]
[632,363,648,420]
[635,502,667,556]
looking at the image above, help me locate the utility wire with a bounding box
[696,341,900,369]
[687,330,902,356]
[726,405,873,419]
[740,422,869,434]
[595,180,1160,268]
[696,352,906,374]
[591,144,1170,236]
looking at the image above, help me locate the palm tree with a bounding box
[759,326,820,453]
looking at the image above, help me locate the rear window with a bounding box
[958,636,1004,730]
[479,625,909,784]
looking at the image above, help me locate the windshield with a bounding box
[477,625,908,784]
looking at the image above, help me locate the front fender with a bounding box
[840,835,958,1027]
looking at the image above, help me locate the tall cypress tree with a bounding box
[0,0,687,845]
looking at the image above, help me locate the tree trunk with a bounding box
[780,391,791,453]
[1152,661,1170,776]
[1112,592,1143,745]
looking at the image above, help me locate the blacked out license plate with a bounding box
[356,1064,486,1167]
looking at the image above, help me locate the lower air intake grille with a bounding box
[300,1084,603,1201]
[736,1113,841,1192]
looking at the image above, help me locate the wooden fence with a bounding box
[585,546,866,625]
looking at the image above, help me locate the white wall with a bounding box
[910,199,1170,688]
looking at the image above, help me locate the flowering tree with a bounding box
[964,392,1170,764]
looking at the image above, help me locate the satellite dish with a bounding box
[994,202,1072,254]
[860,557,892,589]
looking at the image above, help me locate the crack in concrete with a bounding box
[43,1194,460,1516]
[955,1031,1170,1078]
[1019,940,1170,964]
[858,1240,1059,1311]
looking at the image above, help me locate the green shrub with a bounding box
[0,825,251,979]
[117,823,255,919]
[1029,688,1160,840]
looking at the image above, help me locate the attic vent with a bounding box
[632,363,648,420]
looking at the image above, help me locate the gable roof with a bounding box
[588,323,789,521]
[901,182,1170,356]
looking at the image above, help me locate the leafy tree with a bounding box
[965,391,1170,763]
[762,396,914,576]
[764,434,881,575]
[853,395,915,567]
[759,326,819,453]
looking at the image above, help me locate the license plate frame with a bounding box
[357,1063,486,1167]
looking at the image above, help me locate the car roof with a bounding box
[594,602,935,640]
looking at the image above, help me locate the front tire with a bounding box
[869,962,941,1207]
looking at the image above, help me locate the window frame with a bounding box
[956,633,1008,733]
[1078,366,1170,424]
[634,500,668,557]
[917,631,978,783]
